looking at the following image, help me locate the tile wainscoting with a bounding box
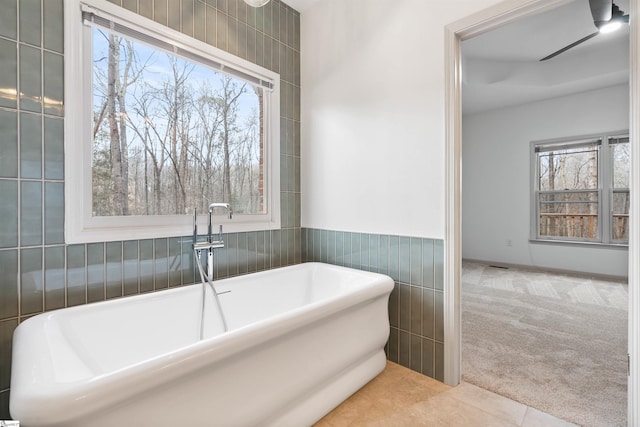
[302,228,445,382]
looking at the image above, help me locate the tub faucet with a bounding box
[192,203,233,282]
[205,203,232,281]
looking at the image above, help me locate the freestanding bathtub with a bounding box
[10,262,393,427]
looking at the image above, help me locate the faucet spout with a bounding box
[208,202,233,219]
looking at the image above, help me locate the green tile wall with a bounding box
[0,0,300,419]
[302,228,445,382]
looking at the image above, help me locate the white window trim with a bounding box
[64,0,280,244]
[530,131,629,246]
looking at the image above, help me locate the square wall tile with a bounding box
[139,239,154,292]
[182,0,195,37]
[19,44,41,113]
[154,238,168,290]
[0,250,18,320]
[399,236,410,284]
[0,109,17,177]
[378,234,389,275]
[389,282,399,328]
[139,0,153,19]
[20,112,42,179]
[399,330,410,367]
[0,181,18,248]
[237,232,249,274]
[123,0,137,12]
[194,0,206,42]
[87,242,105,303]
[410,238,422,286]
[216,10,228,50]
[435,290,444,342]
[423,288,435,339]
[399,283,410,331]
[388,327,399,364]
[45,182,64,244]
[154,0,168,26]
[435,240,444,290]
[227,16,238,56]
[44,246,65,310]
[423,239,434,289]
[270,229,281,268]
[410,333,422,372]
[43,52,64,116]
[181,237,195,285]
[168,237,182,287]
[43,0,63,53]
[0,40,17,109]
[44,117,64,179]
[368,234,378,272]
[20,181,42,246]
[0,0,17,40]
[123,240,139,295]
[206,5,217,46]
[246,232,257,273]
[19,0,41,46]
[421,337,434,378]
[410,285,423,336]
[168,0,181,31]
[388,235,399,281]
[0,319,18,391]
[66,244,86,307]
[106,241,123,298]
[435,341,445,382]
[20,247,43,315]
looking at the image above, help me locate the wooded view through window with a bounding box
[611,136,630,242]
[533,135,629,244]
[537,142,600,240]
[91,28,265,218]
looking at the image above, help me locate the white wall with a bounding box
[462,84,629,277]
[300,0,502,238]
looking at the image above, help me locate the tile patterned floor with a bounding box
[315,362,577,426]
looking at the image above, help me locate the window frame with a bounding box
[609,135,631,244]
[64,0,281,244]
[530,131,629,246]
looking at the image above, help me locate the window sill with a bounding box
[529,238,629,250]
[66,214,281,244]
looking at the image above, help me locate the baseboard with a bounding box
[462,258,628,283]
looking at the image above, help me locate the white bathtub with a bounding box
[10,262,393,427]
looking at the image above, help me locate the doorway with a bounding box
[443,0,639,425]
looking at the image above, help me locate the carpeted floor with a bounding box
[461,261,628,427]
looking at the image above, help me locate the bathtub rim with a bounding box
[10,262,394,424]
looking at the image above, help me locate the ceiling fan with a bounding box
[540,0,629,61]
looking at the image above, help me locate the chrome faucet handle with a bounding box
[207,202,233,219]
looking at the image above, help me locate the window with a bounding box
[531,133,629,245]
[64,0,280,243]
[611,135,630,242]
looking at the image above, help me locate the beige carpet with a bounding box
[461,261,628,427]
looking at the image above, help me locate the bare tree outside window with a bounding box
[611,138,630,241]
[537,144,599,239]
[91,28,264,218]
[534,135,629,244]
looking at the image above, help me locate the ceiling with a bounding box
[462,0,630,114]
[283,0,629,115]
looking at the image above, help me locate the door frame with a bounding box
[443,1,639,424]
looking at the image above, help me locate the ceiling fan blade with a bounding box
[590,0,612,26]
[539,31,600,61]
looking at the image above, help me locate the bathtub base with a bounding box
[267,349,387,426]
